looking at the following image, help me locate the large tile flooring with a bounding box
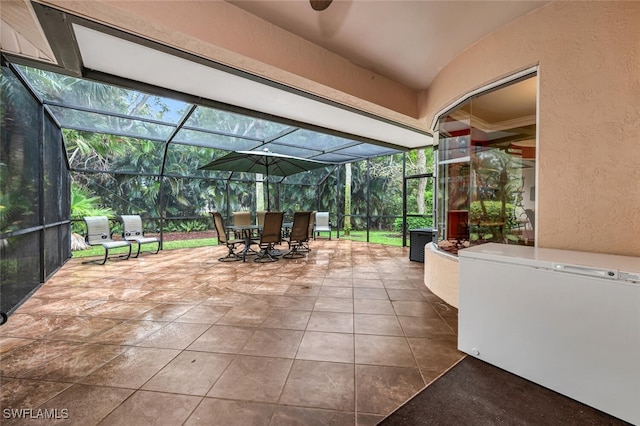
[0,239,462,425]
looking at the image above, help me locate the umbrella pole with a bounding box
[265,161,270,211]
[266,182,270,211]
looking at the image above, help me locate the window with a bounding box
[436,75,537,254]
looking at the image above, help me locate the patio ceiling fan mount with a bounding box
[310,0,333,11]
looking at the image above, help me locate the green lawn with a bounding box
[334,230,404,246]
[71,238,216,258]
[72,231,405,258]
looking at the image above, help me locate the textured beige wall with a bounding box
[40,0,421,127]
[420,2,640,257]
[424,243,459,308]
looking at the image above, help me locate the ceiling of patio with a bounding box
[227,0,548,91]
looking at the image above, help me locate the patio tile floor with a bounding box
[0,239,461,425]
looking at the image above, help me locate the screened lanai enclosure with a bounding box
[0,59,436,317]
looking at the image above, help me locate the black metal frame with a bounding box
[0,59,71,318]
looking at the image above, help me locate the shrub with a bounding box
[469,201,516,228]
[70,183,115,234]
[392,216,433,232]
[469,201,517,242]
[165,219,209,233]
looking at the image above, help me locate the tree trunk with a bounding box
[71,233,90,251]
[416,149,427,214]
[256,173,265,211]
[344,163,352,235]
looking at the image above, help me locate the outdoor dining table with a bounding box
[226,224,260,261]
[226,223,293,261]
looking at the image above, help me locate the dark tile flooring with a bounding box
[0,239,462,425]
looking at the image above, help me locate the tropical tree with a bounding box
[368,155,401,230]
[470,147,521,242]
[69,182,116,249]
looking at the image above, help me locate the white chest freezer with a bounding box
[458,243,640,424]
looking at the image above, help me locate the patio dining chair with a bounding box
[255,211,284,263]
[211,212,243,262]
[525,209,535,231]
[256,210,267,227]
[233,210,253,239]
[283,211,312,259]
[302,210,316,252]
[83,216,131,264]
[120,215,160,257]
[314,211,331,239]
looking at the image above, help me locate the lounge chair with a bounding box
[255,211,284,262]
[283,211,311,259]
[83,216,131,264]
[120,215,160,257]
[314,211,331,239]
[211,212,243,262]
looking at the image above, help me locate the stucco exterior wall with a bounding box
[424,243,459,308]
[419,1,640,257]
